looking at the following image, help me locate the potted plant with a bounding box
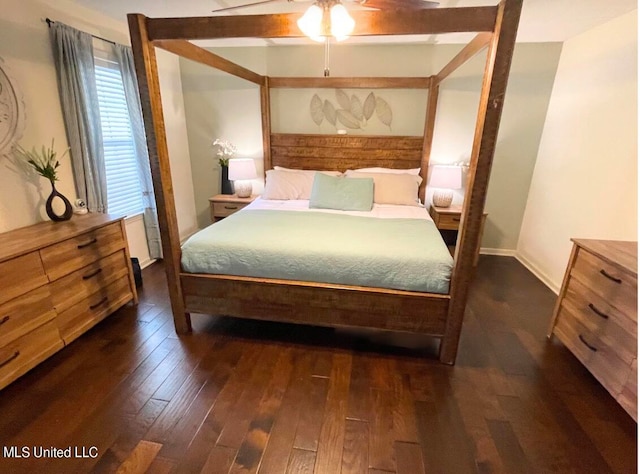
[14,139,74,221]
[212,138,237,195]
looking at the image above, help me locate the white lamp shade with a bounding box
[228,159,257,181]
[429,165,462,189]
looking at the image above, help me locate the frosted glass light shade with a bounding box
[297,4,324,42]
[228,159,257,198]
[330,4,355,41]
[297,2,354,42]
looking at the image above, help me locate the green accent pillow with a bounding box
[309,173,374,212]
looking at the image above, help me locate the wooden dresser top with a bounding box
[0,214,125,263]
[572,239,637,276]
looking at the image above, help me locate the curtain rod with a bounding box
[45,18,117,46]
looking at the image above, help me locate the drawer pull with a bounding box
[452,217,461,222]
[77,238,98,249]
[82,268,103,280]
[599,269,622,284]
[0,351,19,369]
[224,206,238,210]
[89,297,108,310]
[578,334,598,352]
[0,316,10,326]
[588,303,610,320]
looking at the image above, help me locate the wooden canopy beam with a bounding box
[269,77,430,89]
[261,77,272,174]
[419,76,439,204]
[434,32,493,87]
[440,0,523,364]
[154,39,265,86]
[127,14,191,334]
[145,7,498,41]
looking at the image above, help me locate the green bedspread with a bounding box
[181,210,453,294]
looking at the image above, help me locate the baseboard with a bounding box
[139,257,156,270]
[515,253,560,295]
[480,247,516,257]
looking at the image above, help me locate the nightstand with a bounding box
[429,205,487,265]
[209,194,257,222]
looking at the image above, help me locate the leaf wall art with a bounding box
[309,89,393,131]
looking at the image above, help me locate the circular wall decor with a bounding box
[0,57,26,155]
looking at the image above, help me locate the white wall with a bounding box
[181,43,562,240]
[157,49,198,243]
[517,10,638,292]
[0,0,196,267]
[180,49,267,229]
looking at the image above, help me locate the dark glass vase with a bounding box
[220,165,233,195]
[45,181,73,222]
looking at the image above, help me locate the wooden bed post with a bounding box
[439,0,522,364]
[128,14,192,334]
[261,76,272,174]
[419,76,439,203]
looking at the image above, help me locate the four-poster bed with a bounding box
[127,0,522,364]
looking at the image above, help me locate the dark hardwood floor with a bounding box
[0,256,636,473]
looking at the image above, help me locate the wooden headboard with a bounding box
[269,133,424,173]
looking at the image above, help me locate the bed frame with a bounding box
[127,0,522,364]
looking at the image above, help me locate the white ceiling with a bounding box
[70,0,637,46]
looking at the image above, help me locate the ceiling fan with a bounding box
[211,0,440,76]
[212,0,439,14]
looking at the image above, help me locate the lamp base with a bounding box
[432,190,453,208]
[234,180,252,198]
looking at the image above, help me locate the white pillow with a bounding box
[263,169,341,200]
[354,167,421,176]
[274,166,342,176]
[344,171,422,206]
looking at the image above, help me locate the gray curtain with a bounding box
[50,22,107,213]
[112,44,163,259]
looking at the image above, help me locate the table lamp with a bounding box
[429,165,462,208]
[228,158,257,198]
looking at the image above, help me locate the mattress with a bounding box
[180,199,453,294]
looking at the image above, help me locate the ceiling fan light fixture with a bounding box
[330,3,355,41]
[298,1,355,42]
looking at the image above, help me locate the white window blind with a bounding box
[94,58,144,217]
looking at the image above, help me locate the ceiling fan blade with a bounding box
[358,0,439,10]
[212,0,283,14]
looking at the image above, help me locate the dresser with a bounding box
[549,239,637,420]
[0,214,137,390]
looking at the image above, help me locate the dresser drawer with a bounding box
[40,222,126,281]
[50,251,130,314]
[555,306,630,395]
[562,277,636,365]
[212,202,249,218]
[0,321,64,390]
[618,359,637,421]
[0,252,48,306]
[571,248,637,321]
[57,277,133,344]
[434,213,461,231]
[564,276,637,338]
[0,286,56,348]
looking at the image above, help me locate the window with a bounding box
[94,56,144,217]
